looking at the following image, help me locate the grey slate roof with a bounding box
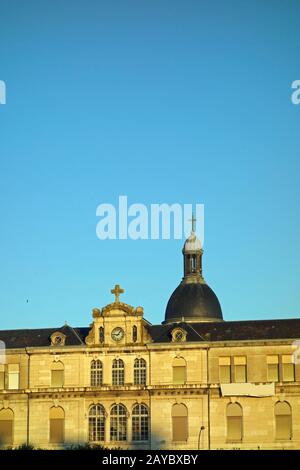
[0,319,300,349]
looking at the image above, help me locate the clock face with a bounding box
[111,327,125,342]
[174,330,184,341]
[53,335,63,345]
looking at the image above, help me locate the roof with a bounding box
[165,282,223,323]
[0,319,300,349]
[148,318,300,343]
[0,325,89,349]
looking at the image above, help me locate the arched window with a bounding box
[275,401,292,440]
[51,361,64,387]
[132,325,137,343]
[49,407,65,444]
[110,404,127,441]
[172,357,186,384]
[172,403,188,442]
[132,404,149,441]
[227,403,243,441]
[89,405,106,442]
[0,408,13,446]
[99,327,104,344]
[134,358,147,385]
[91,360,103,386]
[112,359,125,386]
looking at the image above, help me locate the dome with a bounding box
[165,281,223,323]
[164,219,223,323]
[183,231,202,252]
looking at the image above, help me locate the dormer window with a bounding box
[50,332,66,347]
[171,328,187,343]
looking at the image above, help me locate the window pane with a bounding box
[0,420,13,445]
[268,364,279,382]
[8,372,19,390]
[227,416,242,441]
[91,361,103,386]
[134,360,146,385]
[282,363,295,382]
[235,365,247,383]
[219,365,231,383]
[0,372,4,390]
[49,419,64,443]
[132,405,149,441]
[173,366,186,384]
[172,416,188,441]
[276,415,291,440]
[51,370,64,387]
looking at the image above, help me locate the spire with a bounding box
[182,215,204,282]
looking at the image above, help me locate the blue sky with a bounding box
[0,0,299,329]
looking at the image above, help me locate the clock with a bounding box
[111,327,125,342]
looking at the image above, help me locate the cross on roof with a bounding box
[111,284,124,303]
[189,213,197,232]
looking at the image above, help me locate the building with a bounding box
[0,229,300,450]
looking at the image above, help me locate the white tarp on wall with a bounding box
[220,383,275,397]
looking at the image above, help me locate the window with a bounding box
[132,404,149,441]
[219,357,231,383]
[172,357,186,384]
[267,355,279,382]
[49,407,64,444]
[275,401,292,440]
[8,364,19,390]
[282,355,295,382]
[89,405,106,442]
[134,358,146,385]
[51,361,64,387]
[0,365,5,390]
[172,404,188,442]
[234,357,247,383]
[191,255,196,272]
[112,359,125,386]
[99,327,104,344]
[132,325,137,343]
[91,360,103,386]
[227,403,243,441]
[0,408,13,446]
[110,404,127,441]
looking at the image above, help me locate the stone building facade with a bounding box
[0,229,300,449]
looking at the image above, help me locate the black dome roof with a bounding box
[165,281,223,323]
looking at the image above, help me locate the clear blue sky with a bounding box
[0,0,299,329]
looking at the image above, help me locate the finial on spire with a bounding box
[111,284,124,303]
[189,213,197,233]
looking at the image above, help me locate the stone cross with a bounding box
[189,214,197,232]
[111,284,124,303]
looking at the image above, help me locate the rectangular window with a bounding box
[0,365,5,389]
[0,420,13,445]
[91,369,103,387]
[49,419,64,443]
[8,364,19,390]
[282,355,295,382]
[173,366,186,384]
[234,357,247,383]
[276,415,291,440]
[227,416,242,441]
[51,370,64,387]
[112,370,124,386]
[267,355,279,382]
[172,416,188,442]
[219,357,231,383]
